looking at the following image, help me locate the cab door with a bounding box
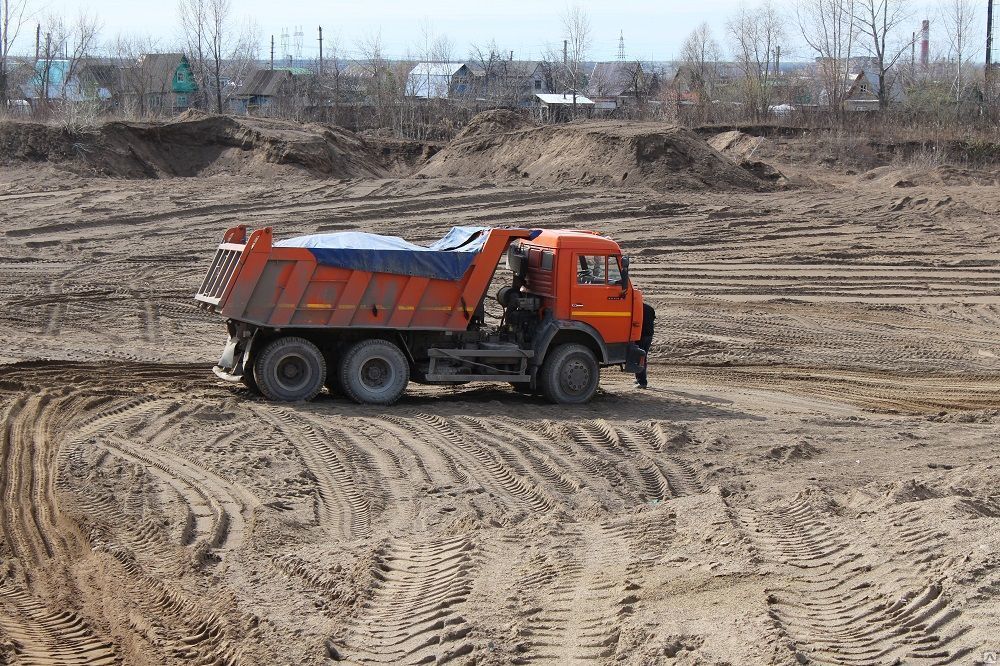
[569,253,632,345]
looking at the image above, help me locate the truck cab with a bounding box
[513,230,643,367]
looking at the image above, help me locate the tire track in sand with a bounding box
[748,498,972,664]
[345,536,476,664]
[0,391,119,665]
[521,523,630,663]
[407,413,551,513]
[253,405,372,540]
[98,434,258,551]
[0,582,117,665]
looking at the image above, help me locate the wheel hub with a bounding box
[275,354,310,391]
[360,357,393,390]
[562,360,590,393]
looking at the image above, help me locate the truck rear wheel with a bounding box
[340,339,409,405]
[540,343,599,404]
[254,337,326,402]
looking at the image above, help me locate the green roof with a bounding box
[273,66,313,76]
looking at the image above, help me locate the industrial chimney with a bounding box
[920,19,930,69]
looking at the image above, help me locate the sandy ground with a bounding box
[0,140,999,666]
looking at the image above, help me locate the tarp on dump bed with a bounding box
[275,226,491,280]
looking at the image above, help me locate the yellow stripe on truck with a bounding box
[570,311,631,317]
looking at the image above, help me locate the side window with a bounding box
[577,255,608,285]
[607,256,622,285]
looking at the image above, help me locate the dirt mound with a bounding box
[0,113,387,179]
[708,129,768,160]
[453,109,534,140]
[861,164,1000,188]
[418,119,772,191]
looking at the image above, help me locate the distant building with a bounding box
[233,67,312,114]
[534,92,595,122]
[407,62,472,99]
[21,59,118,108]
[843,69,905,112]
[128,53,199,113]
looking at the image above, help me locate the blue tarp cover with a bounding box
[275,226,491,280]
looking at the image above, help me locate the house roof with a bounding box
[238,69,293,97]
[138,53,193,94]
[409,62,467,78]
[846,69,905,103]
[535,92,594,105]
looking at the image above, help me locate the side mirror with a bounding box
[620,256,631,291]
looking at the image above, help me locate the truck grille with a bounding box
[195,243,245,306]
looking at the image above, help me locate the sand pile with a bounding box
[419,117,773,191]
[0,112,387,179]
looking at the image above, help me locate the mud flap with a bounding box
[624,343,646,374]
[218,338,239,372]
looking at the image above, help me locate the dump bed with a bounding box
[195,225,534,331]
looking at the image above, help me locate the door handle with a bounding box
[572,303,584,308]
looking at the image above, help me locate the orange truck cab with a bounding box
[195,225,646,405]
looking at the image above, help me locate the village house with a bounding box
[21,59,119,110]
[124,53,199,114]
[232,67,312,115]
[843,69,906,112]
[407,62,473,99]
[534,92,595,122]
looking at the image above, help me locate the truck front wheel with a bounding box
[340,339,410,405]
[254,337,326,402]
[540,344,599,404]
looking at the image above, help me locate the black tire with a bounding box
[254,337,326,402]
[240,361,260,394]
[340,339,409,405]
[539,343,600,404]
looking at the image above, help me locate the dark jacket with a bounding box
[641,302,655,339]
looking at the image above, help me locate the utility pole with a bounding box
[988,0,995,93]
[35,24,40,60]
[270,35,274,70]
[774,45,780,76]
[318,26,323,75]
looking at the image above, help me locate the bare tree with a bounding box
[854,0,914,108]
[34,11,101,108]
[109,32,161,117]
[357,31,402,132]
[317,30,344,121]
[206,0,229,112]
[679,22,722,115]
[796,0,857,116]
[939,0,978,100]
[179,0,256,113]
[561,4,591,111]
[1,0,30,105]
[728,1,784,119]
[178,0,209,108]
[469,40,505,105]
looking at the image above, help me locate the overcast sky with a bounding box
[22,0,943,63]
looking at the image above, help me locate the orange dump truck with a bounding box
[195,225,646,404]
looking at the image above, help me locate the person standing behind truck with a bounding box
[635,302,655,388]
